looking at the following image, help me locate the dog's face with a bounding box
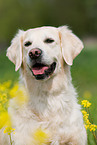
[23,27,61,80]
[7,26,84,81]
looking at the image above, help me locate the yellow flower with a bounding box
[81,100,97,133]
[89,124,97,132]
[84,124,90,130]
[33,128,49,145]
[0,81,11,92]
[3,81,11,89]
[0,84,6,91]
[0,93,8,103]
[0,111,11,129]
[9,84,19,98]
[4,127,15,135]
[85,119,91,125]
[81,100,91,108]
[82,110,91,130]
[0,103,5,112]
[9,84,28,105]
[82,110,87,115]
[82,110,89,120]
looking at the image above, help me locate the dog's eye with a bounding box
[44,38,54,43]
[24,41,32,47]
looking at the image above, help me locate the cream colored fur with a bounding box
[0,26,87,145]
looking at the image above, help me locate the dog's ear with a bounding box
[58,26,84,65]
[6,30,24,71]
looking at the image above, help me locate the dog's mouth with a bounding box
[28,62,56,80]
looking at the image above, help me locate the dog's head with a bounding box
[7,26,83,80]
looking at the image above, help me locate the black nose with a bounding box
[29,48,42,59]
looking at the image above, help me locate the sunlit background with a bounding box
[0,0,97,144]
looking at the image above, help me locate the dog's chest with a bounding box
[11,106,70,145]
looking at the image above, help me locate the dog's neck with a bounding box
[20,65,75,115]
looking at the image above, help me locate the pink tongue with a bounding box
[32,66,49,75]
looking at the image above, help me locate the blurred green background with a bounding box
[0,0,97,144]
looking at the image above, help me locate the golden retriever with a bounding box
[0,26,87,145]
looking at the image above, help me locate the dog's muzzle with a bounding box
[28,48,57,80]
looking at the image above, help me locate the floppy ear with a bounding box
[58,26,84,65]
[6,30,24,71]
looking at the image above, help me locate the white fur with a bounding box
[0,26,87,145]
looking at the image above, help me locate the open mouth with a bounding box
[29,62,56,80]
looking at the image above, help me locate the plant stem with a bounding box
[9,134,13,145]
[92,131,97,145]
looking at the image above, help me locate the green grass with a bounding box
[71,47,97,145]
[0,47,97,144]
[0,50,19,83]
[72,47,97,98]
[71,47,97,122]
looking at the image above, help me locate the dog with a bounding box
[0,26,87,145]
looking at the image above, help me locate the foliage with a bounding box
[0,0,97,43]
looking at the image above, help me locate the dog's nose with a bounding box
[29,48,42,59]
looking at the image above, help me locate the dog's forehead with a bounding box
[24,26,59,40]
